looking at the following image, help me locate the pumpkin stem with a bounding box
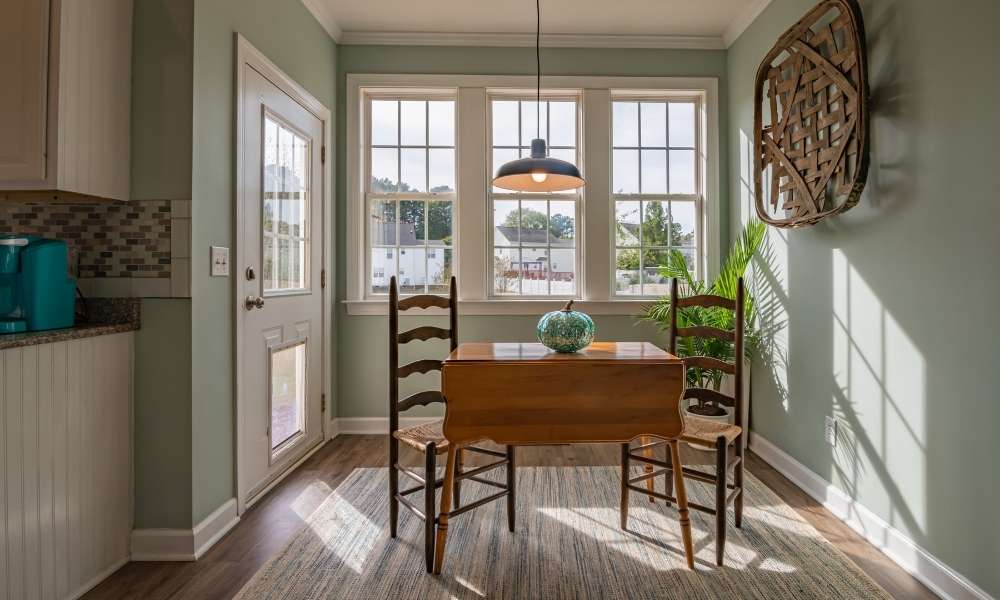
[562,299,574,312]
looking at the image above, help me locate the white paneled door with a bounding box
[238,63,324,506]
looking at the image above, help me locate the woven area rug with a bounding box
[235,466,889,599]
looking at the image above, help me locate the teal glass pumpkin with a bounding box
[536,300,596,353]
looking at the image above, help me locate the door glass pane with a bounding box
[271,342,306,451]
[263,114,310,294]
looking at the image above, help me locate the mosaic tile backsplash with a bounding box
[0,201,171,278]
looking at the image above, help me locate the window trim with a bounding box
[346,74,719,315]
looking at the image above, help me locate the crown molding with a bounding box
[301,0,342,41]
[722,0,773,47]
[338,31,725,50]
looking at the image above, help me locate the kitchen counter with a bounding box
[0,297,140,350]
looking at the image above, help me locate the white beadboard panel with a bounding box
[1,333,133,600]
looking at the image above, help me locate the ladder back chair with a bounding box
[388,276,516,572]
[622,277,746,566]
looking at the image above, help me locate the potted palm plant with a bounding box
[640,220,765,423]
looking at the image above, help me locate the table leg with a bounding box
[433,445,459,575]
[669,439,695,569]
[641,435,655,502]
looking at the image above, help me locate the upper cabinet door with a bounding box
[0,0,49,183]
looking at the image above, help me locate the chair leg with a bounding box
[389,438,399,538]
[664,439,674,507]
[641,436,656,502]
[424,444,437,573]
[669,439,695,570]
[506,445,516,532]
[735,435,745,529]
[715,436,728,567]
[619,443,630,529]
[453,448,463,509]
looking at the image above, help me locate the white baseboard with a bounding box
[749,433,993,600]
[334,416,440,434]
[130,498,240,561]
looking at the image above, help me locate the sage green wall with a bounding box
[336,46,727,418]
[190,0,337,523]
[728,0,1000,595]
[130,0,194,529]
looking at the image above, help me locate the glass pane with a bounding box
[370,199,396,245]
[679,247,697,275]
[271,342,306,450]
[641,201,671,247]
[642,250,672,297]
[400,100,426,145]
[669,149,696,194]
[491,147,518,192]
[520,247,549,296]
[549,200,575,244]
[399,200,425,246]
[671,201,697,246]
[264,115,309,294]
[493,247,520,296]
[549,147,576,163]
[519,200,548,245]
[428,101,455,146]
[521,101,545,145]
[615,201,640,246]
[400,148,426,192]
[371,248,396,294]
[263,234,275,289]
[613,149,639,194]
[428,148,455,192]
[549,101,576,147]
[370,148,398,192]
[493,200,519,245]
[613,102,638,147]
[427,248,453,293]
[549,248,575,295]
[640,149,667,194]
[492,100,519,146]
[371,100,397,145]
[669,102,696,148]
[427,200,452,246]
[615,248,641,295]
[640,102,667,147]
[398,247,426,293]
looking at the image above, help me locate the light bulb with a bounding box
[530,171,548,183]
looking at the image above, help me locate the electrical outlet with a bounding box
[210,246,230,277]
[824,416,838,447]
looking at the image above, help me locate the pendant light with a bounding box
[492,0,585,192]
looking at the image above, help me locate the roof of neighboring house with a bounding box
[494,226,574,247]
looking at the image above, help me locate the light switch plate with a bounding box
[210,246,230,277]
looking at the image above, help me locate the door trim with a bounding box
[234,33,334,515]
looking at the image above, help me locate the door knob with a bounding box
[244,295,265,310]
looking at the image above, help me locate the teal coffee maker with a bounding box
[0,236,76,333]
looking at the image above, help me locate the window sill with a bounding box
[342,299,657,316]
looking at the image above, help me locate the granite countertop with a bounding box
[0,297,141,350]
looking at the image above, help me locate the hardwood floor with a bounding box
[84,435,937,599]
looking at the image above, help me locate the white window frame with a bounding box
[346,74,719,315]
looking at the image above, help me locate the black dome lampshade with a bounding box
[493,139,586,192]
[491,0,586,193]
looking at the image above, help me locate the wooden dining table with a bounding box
[433,341,693,574]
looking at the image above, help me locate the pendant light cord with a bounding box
[536,0,541,140]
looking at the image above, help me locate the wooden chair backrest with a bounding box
[668,277,745,430]
[388,276,458,435]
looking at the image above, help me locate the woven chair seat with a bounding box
[681,416,743,447]
[393,419,450,454]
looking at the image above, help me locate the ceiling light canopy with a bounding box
[491,0,585,193]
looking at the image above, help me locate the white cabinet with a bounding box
[0,0,134,202]
[0,332,133,599]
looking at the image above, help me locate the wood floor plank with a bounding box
[81,435,935,600]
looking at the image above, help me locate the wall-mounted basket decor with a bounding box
[753,0,869,228]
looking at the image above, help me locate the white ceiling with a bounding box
[302,0,772,48]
